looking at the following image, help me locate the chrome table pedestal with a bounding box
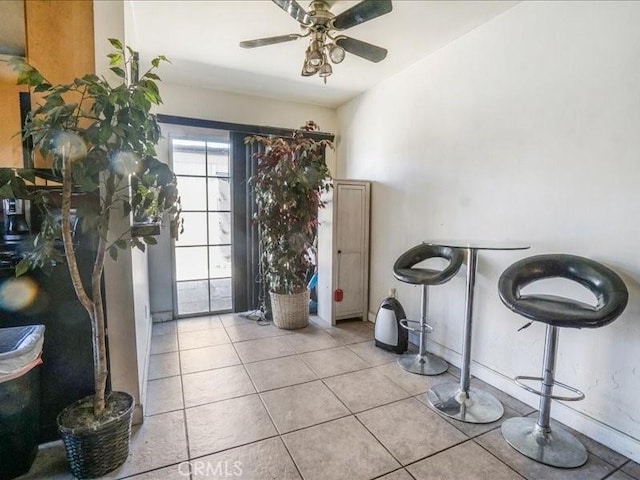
[425,241,529,424]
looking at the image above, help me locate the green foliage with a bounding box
[246,121,332,295]
[0,41,183,418]
[1,41,182,275]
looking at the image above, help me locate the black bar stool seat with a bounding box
[392,244,463,375]
[498,254,628,468]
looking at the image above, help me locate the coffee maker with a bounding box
[3,199,30,241]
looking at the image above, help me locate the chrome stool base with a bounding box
[397,352,448,376]
[501,417,587,468]
[427,382,504,424]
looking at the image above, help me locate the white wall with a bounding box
[148,83,338,319]
[337,1,640,460]
[157,83,337,173]
[94,0,151,423]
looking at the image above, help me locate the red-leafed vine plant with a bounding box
[246,121,332,296]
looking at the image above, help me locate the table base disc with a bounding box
[427,382,504,424]
[397,352,448,376]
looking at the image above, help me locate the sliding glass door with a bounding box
[171,134,232,316]
[157,115,334,318]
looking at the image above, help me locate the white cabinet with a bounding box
[318,180,371,325]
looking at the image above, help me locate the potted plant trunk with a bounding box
[246,122,332,329]
[1,40,181,478]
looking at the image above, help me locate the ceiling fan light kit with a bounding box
[240,0,393,83]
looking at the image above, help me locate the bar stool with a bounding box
[393,244,464,375]
[498,254,628,468]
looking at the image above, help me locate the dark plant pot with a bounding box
[57,391,134,479]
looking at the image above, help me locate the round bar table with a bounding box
[425,240,529,424]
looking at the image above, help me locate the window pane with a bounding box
[210,278,232,311]
[176,212,207,246]
[170,130,234,318]
[172,140,206,176]
[177,280,209,315]
[179,177,207,211]
[209,246,231,279]
[175,247,208,281]
[207,145,230,177]
[208,212,231,245]
[208,178,230,211]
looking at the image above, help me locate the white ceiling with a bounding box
[127,1,518,108]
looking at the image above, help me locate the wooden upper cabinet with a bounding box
[0,64,26,168]
[0,0,27,168]
[25,0,95,85]
[0,0,95,168]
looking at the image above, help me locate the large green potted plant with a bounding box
[1,40,181,478]
[246,122,332,329]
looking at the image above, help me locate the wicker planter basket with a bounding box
[57,391,134,479]
[270,290,310,329]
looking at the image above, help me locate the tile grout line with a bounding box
[519,412,631,470]
[177,316,194,480]
[115,459,192,480]
[470,437,528,480]
[351,411,407,472]
[601,467,622,480]
[350,393,477,475]
[318,366,411,475]
[311,352,517,477]
[131,325,191,480]
[411,391,506,441]
[370,467,417,480]
[158,327,531,441]
[184,433,282,464]
[226,327,306,480]
[33,316,635,480]
[400,437,491,474]
[151,317,633,480]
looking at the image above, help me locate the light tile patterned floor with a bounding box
[19,313,637,480]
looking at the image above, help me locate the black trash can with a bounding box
[0,325,45,480]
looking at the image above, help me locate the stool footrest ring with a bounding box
[399,318,434,333]
[514,375,585,402]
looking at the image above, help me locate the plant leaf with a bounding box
[15,258,31,277]
[142,235,157,245]
[110,67,126,78]
[108,38,124,50]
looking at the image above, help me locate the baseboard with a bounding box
[132,403,143,426]
[151,311,174,323]
[139,316,152,420]
[423,337,640,463]
[368,310,376,323]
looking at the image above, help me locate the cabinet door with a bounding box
[0,66,26,168]
[25,0,95,168]
[335,184,367,318]
[336,251,364,317]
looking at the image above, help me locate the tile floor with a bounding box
[19,313,639,480]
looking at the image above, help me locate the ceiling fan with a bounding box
[239,0,393,82]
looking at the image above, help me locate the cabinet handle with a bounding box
[337,250,341,254]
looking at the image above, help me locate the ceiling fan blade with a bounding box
[239,34,301,49]
[272,0,311,25]
[335,36,388,63]
[332,0,392,30]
